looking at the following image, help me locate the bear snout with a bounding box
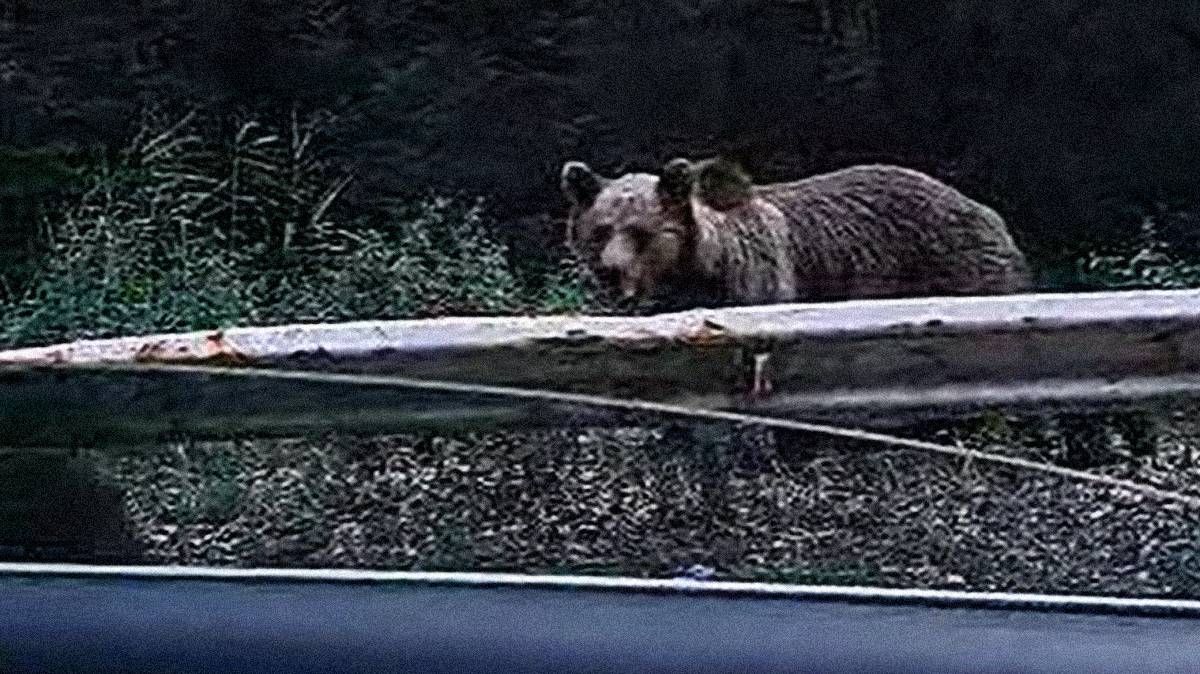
[599,236,636,274]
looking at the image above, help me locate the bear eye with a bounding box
[591,224,613,241]
[628,229,653,249]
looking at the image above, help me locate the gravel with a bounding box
[79,404,1200,598]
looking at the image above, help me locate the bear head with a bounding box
[559,156,755,304]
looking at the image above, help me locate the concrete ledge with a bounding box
[3,562,1199,618]
[4,565,1199,674]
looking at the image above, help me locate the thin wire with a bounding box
[33,361,1200,509]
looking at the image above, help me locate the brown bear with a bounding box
[560,157,1032,307]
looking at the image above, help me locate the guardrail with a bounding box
[4,289,1200,448]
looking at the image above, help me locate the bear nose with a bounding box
[594,267,620,288]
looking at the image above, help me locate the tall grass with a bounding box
[0,106,604,348]
[1076,217,1200,291]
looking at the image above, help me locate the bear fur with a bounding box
[560,157,1032,306]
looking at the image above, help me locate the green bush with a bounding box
[0,106,606,349]
[1076,218,1200,291]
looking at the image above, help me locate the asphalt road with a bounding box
[1,575,1198,673]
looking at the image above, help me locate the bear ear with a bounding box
[561,161,603,207]
[694,158,753,211]
[657,157,695,205]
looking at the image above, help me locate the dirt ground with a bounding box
[74,402,1200,599]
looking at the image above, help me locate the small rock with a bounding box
[673,564,717,581]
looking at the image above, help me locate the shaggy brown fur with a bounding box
[561,157,1031,306]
